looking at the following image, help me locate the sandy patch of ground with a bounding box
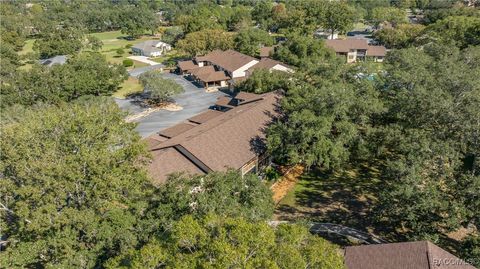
[162,103,182,111]
[270,165,305,204]
[447,225,477,241]
[125,103,183,122]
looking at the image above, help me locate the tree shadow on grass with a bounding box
[275,160,401,241]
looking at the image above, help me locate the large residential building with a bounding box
[145,91,280,184]
[177,49,292,90]
[131,40,172,57]
[344,241,476,269]
[325,39,387,63]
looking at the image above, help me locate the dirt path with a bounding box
[270,165,304,204]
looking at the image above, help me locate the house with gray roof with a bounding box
[131,40,172,57]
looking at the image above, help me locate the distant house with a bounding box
[177,49,292,91]
[325,39,387,63]
[39,55,67,67]
[131,40,172,57]
[344,241,476,269]
[314,29,339,40]
[145,91,280,184]
[246,58,293,76]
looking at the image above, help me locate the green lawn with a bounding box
[91,30,153,52]
[19,39,34,55]
[276,161,391,238]
[113,77,143,99]
[90,30,155,65]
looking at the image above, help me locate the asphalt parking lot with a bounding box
[115,72,227,138]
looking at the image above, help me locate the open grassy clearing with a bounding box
[274,160,470,257]
[90,30,155,66]
[113,77,143,99]
[275,161,392,239]
[91,30,153,52]
[18,39,34,55]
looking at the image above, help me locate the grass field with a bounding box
[90,30,155,67]
[91,30,153,52]
[275,161,391,238]
[113,77,144,99]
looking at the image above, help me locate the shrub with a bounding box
[116,48,125,55]
[264,166,281,181]
[125,44,133,49]
[123,59,134,67]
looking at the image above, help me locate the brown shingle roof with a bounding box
[196,50,258,73]
[145,135,167,149]
[367,45,387,57]
[178,60,198,71]
[344,241,477,269]
[215,96,235,108]
[195,70,230,83]
[148,147,205,185]
[147,92,280,182]
[247,58,292,73]
[188,110,224,124]
[325,39,370,53]
[159,122,197,138]
[235,91,263,103]
[189,65,215,76]
[325,39,387,57]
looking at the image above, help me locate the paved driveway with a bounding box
[115,73,227,138]
[128,56,160,66]
[128,64,165,77]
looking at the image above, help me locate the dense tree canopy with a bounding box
[237,69,291,94]
[119,4,158,38]
[321,1,356,37]
[32,23,99,58]
[234,27,274,57]
[1,52,127,107]
[106,215,345,269]
[267,71,384,168]
[371,7,408,27]
[176,29,235,56]
[372,45,480,240]
[273,35,337,69]
[373,24,425,48]
[423,16,480,48]
[0,98,152,268]
[143,171,274,226]
[160,26,184,45]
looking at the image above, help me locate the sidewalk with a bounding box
[128,56,161,66]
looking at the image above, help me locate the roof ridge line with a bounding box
[174,145,212,174]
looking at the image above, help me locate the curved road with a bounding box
[269,221,387,245]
